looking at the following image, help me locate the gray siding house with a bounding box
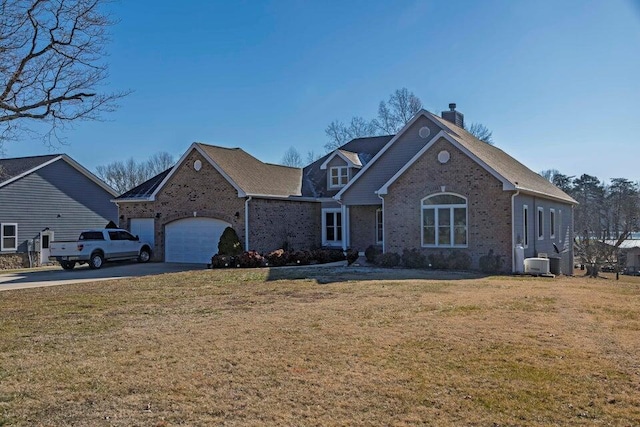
[116,104,577,273]
[0,155,118,269]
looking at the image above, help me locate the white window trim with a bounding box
[322,208,343,246]
[550,208,556,239]
[421,193,468,248]
[328,166,349,189]
[376,208,383,244]
[537,207,544,240]
[523,205,529,248]
[1,223,18,251]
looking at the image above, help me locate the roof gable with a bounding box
[0,154,117,196]
[334,109,576,205]
[134,143,302,202]
[301,135,392,198]
[319,149,363,170]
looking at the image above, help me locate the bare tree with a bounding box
[324,116,378,151]
[145,151,174,176]
[0,0,129,151]
[96,151,174,194]
[305,150,321,164]
[281,147,302,167]
[467,123,494,145]
[372,88,423,134]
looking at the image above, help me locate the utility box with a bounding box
[524,257,550,276]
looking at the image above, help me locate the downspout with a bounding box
[378,193,385,253]
[337,199,347,252]
[244,196,252,250]
[511,190,520,273]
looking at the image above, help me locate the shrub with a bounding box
[479,249,504,273]
[376,252,400,268]
[402,249,427,269]
[327,248,346,262]
[290,250,312,265]
[447,250,472,270]
[218,227,243,256]
[210,254,235,268]
[266,249,290,267]
[428,252,448,269]
[365,245,382,263]
[311,249,330,264]
[346,248,359,265]
[311,248,346,264]
[236,250,265,268]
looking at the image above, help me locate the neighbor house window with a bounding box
[322,209,342,246]
[421,194,467,247]
[550,209,556,239]
[1,223,18,251]
[538,207,544,240]
[376,208,383,244]
[329,166,349,188]
[522,205,529,248]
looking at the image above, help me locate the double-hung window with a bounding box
[322,209,342,246]
[329,166,349,188]
[523,205,529,248]
[1,223,18,251]
[538,207,544,240]
[421,194,467,247]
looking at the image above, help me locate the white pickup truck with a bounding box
[49,229,152,270]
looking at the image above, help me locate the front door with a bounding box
[40,230,54,265]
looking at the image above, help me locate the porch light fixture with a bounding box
[155,212,161,219]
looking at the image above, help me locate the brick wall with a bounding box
[349,205,379,252]
[118,150,245,261]
[118,149,322,259]
[248,198,320,253]
[384,137,513,271]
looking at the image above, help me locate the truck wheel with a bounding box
[89,253,104,269]
[60,261,76,270]
[138,248,151,263]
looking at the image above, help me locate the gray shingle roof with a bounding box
[0,154,60,185]
[115,168,173,200]
[197,144,302,197]
[428,113,577,204]
[116,144,303,200]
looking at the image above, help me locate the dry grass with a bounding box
[1,267,639,426]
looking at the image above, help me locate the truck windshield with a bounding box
[79,232,105,240]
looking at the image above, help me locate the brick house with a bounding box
[115,105,577,272]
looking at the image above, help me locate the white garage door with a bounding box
[165,218,231,263]
[130,218,155,247]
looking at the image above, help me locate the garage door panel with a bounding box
[165,218,230,263]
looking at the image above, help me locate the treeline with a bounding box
[541,169,639,272]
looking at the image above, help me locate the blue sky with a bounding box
[5,0,640,182]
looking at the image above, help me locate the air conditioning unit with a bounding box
[524,257,550,275]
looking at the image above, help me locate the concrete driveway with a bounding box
[0,262,205,292]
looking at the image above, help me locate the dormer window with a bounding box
[329,166,349,188]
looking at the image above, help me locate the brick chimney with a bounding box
[441,103,464,128]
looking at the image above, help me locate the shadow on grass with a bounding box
[265,264,488,284]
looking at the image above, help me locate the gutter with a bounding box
[244,196,252,250]
[511,190,520,273]
[378,193,385,253]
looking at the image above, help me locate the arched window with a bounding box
[421,193,467,247]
